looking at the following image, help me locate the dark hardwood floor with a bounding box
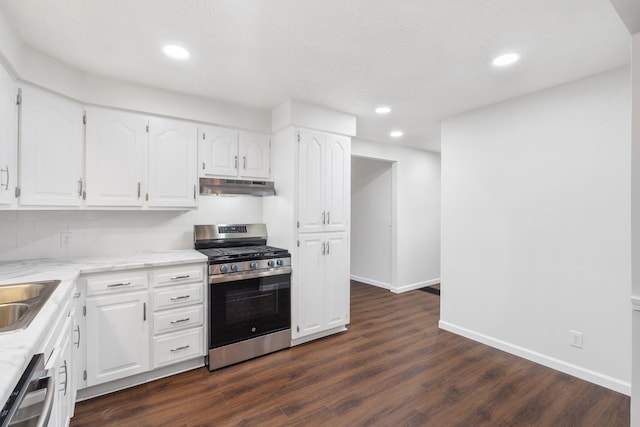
[71,281,630,427]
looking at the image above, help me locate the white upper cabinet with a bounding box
[239,131,270,179]
[19,85,84,207]
[0,65,17,207]
[85,107,148,207]
[198,125,238,177]
[199,126,270,179]
[147,117,197,208]
[298,129,350,233]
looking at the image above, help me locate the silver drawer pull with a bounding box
[170,295,190,301]
[73,291,81,298]
[171,345,190,352]
[170,317,190,324]
[170,275,190,280]
[107,282,131,288]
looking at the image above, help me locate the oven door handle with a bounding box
[209,266,292,284]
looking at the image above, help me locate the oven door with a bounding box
[210,272,291,348]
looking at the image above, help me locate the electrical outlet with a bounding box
[60,232,72,247]
[569,330,583,349]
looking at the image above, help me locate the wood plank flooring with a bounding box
[70,281,630,427]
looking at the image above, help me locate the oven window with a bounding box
[210,273,290,348]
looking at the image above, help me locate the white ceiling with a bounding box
[0,0,631,152]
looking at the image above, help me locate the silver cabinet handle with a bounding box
[74,324,81,348]
[193,184,196,200]
[1,165,9,190]
[170,275,190,280]
[36,374,55,427]
[78,178,83,197]
[170,295,191,301]
[170,317,190,324]
[143,302,146,321]
[73,291,81,299]
[234,155,238,169]
[60,359,68,396]
[321,211,326,225]
[171,345,190,352]
[326,241,330,255]
[321,241,326,255]
[107,281,131,288]
[243,156,247,169]
[202,162,205,170]
[137,182,141,199]
[327,211,330,224]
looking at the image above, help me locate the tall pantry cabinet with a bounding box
[265,116,353,345]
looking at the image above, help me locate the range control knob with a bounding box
[231,264,239,272]
[220,265,229,274]
[250,262,258,270]
[276,259,284,266]
[268,260,276,268]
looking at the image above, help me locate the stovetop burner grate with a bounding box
[198,245,289,262]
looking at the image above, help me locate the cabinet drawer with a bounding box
[153,305,203,335]
[85,270,148,296]
[153,328,204,368]
[152,265,203,287]
[153,282,203,310]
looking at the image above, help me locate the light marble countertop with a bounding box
[0,250,207,406]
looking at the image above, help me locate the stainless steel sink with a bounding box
[0,280,60,333]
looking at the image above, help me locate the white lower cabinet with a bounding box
[151,264,206,369]
[295,232,350,339]
[38,296,74,427]
[85,290,149,386]
[51,315,73,427]
[79,262,205,394]
[153,328,203,368]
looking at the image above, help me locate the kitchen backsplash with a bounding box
[0,197,263,262]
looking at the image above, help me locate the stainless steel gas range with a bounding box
[194,224,291,370]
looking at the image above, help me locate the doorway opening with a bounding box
[350,156,395,289]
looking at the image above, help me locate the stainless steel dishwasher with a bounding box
[0,353,55,427]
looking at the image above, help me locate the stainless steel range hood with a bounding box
[199,178,275,196]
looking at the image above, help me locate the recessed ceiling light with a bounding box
[492,52,520,67]
[375,106,391,114]
[390,130,403,138]
[163,44,190,60]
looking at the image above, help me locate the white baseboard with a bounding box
[350,275,390,290]
[391,278,440,294]
[439,320,630,396]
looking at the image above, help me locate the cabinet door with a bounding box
[298,130,326,233]
[72,288,86,395]
[239,131,270,178]
[19,85,84,206]
[148,118,197,207]
[55,316,74,427]
[86,291,149,386]
[85,108,147,206]
[325,233,350,328]
[324,135,350,232]
[0,65,16,206]
[295,235,325,338]
[198,126,238,177]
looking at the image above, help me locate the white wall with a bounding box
[440,67,631,394]
[631,31,640,423]
[351,140,441,292]
[350,157,393,288]
[0,197,263,261]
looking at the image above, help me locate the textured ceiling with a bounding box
[0,0,631,151]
